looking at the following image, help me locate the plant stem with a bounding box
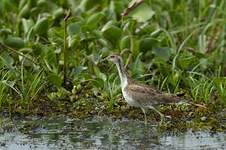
[63,9,71,84]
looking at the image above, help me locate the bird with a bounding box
[106,54,182,125]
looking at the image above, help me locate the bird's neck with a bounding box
[116,61,128,89]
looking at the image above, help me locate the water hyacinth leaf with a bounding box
[67,23,80,36]
[102,23,122,46]
[153,47,172,61]
[4,37,25,49]
[78,0,104,11]
[53,7,64,19]
[120,35,130,49]
[86,12,104,30]
[101,21,115,32]
[139,37,159,52]
[34,17,49,36]
[131,53,145,78]
[129,3,155,22]
[0,28,11,37]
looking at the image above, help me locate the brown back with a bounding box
[125,83,181,107]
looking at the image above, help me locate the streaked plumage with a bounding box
[107,54,182,124]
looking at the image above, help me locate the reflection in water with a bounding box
[0,117,225,149]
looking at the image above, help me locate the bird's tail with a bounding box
[176,100,207,108]
[161,94,207,108]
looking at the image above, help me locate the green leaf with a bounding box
[130,3,155,22]
[67,23,80,36]
[86,12,104,30]
[18,3,30,18]
[153,47,172,61]
[94,66,107,82]
[139,37,159,52]
[0,28,11,36]
[131,53,145,78]
[22,18,34,34]
[34,17,49,36]
[53,7,64,19]
[120,35,130,49]
[4,37,25,49]
[102,22,122,46]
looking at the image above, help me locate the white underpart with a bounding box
[116,63,140,107]
[122,89,140,107]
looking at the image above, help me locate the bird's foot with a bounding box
[165,115,172,119]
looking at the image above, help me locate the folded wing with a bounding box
[125,84,181,106]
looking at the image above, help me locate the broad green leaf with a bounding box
[131,53,145,78]
[120,35,130,49]
[34,17,49,36]
[153,47,172,61]
[53,7,64,19]
[130,3,155,22]
[139,37,159,52]
[86,12,104,30]
[102,23,122,46]
[0,28,11,36]
[67,23,80,36]
[4,37,25,49]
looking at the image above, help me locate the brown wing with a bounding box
[125,83,181,107]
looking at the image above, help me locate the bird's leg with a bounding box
[148,106,165,124]
[141,107,147,125]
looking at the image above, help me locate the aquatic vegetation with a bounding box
[0,0,225,128]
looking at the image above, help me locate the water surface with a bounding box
[0,117,225,149]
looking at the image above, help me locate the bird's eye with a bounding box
[110,55,115,58]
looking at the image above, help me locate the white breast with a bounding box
[122,88,140,107]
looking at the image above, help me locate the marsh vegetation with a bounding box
[0,0,225,130]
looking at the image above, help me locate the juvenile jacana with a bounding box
[107,54,181,124]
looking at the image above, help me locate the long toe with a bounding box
[165,115,172,119]
[159,115,165,125]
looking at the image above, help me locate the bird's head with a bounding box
[106,54,122,64]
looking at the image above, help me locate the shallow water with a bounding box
[0,117,225,150]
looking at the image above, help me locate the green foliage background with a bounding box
[0,0,225,112]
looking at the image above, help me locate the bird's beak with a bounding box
[100,56,108,63]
